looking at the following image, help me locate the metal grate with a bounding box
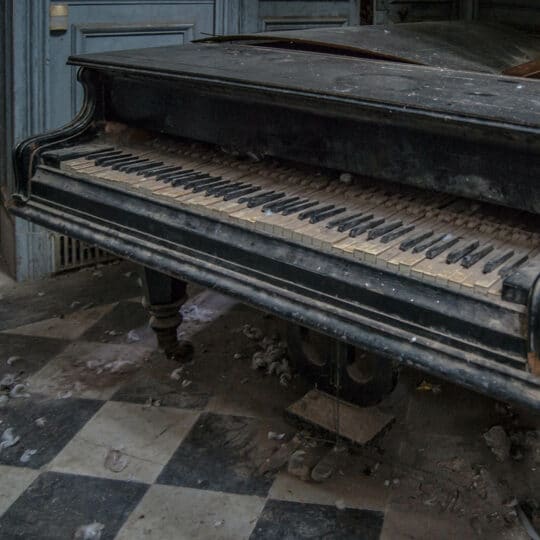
[53,233,115,273]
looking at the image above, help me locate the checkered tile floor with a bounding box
[1,262,538,539]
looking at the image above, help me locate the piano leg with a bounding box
[141,267,193,362]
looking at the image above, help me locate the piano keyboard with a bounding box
[44,139,540,301]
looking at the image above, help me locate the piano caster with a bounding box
[141,267,194,362]
[287,325,398,407]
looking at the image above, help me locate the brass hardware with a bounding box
[50,3,68,32]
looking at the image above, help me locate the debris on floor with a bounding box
[285,389,394,446]
[73,521,105,540]
[0,428,20,451]
[310,445,347,483]
[19,449,37,463]
[249,333,292,386]
[483,425,511,462]
[104,447,130,473]
[416,380,442,394]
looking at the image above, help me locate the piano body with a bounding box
[11,22,540,410]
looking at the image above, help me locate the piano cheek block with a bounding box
[11,26,540,412]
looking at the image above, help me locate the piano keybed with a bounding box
[45,138,540,302]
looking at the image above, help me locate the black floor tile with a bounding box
[80,300,150,343]
[0,395,103,468]
[0,334,69,379]
[249,499,384,540]
[112,371,210,410]
[157,412,274,496]
[0,471,147,540]
[0,262,141,331]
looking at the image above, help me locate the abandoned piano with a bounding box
[11,22,540,410]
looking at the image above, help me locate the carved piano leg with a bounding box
[141,267,193,362]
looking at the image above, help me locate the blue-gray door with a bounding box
[47,1,219,129]
[236,1,360,33]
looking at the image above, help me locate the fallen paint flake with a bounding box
[20,449,37,463]
[104,448,130,473]
[0,373,16,388]
[0,428,20,451]
[73,522,105,540]
[170,367,184,381]
[242,324,264,340]
[126,329,140,343]
[6,356,22,366]
[35,417,46,427]
[268,431,286,441]
[9,384,30,399]
[56,390,73,399]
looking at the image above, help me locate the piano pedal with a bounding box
[286,325,398,407]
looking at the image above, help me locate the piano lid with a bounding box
[69,32,540,131]
[201,21,540,76]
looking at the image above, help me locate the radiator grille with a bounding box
[53,234,115,272]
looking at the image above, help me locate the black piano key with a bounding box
[499,255,529,277]
[112,157,145,170]
[381,224,415,244]
[425,236,460,260]
[299,205,334,221]
[238,190,274,204]
[338,214,374,233]
[139,164,173,177]
[205,180,238,198]
[95,152,133,166]
[247,192,286,208]
[326,213,363,230]
[144,165,183,178]
[187,176,222,191]
[183,175,216,190]
[170,173,204,187]
[277,198,310,213]
[368,220,403,241]
[223,185,260,201]
[126,161,163,174]
[349,218,386,238]
[282,201,319,216]
[85,148,121,160]
[120,160,158,174]
[461,245,494,269]
[43,145,115,163]
[400,231,434,252]
[263,196,302,213]
[310,207,346,224]
[206,180,237,196]
[483,250,514,274]
[446,241,480,264]
[161,170,196,184]
[412,233,444,254]
[156,167,190,181]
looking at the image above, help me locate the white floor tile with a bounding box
[115,484,265,540]
[49,401,199,484]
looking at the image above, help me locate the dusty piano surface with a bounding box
[11,22,540,410]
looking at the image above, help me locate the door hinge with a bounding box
[50,3,69,32]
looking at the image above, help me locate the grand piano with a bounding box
[11,22,540,410]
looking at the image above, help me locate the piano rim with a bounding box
[10,170,540,413]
